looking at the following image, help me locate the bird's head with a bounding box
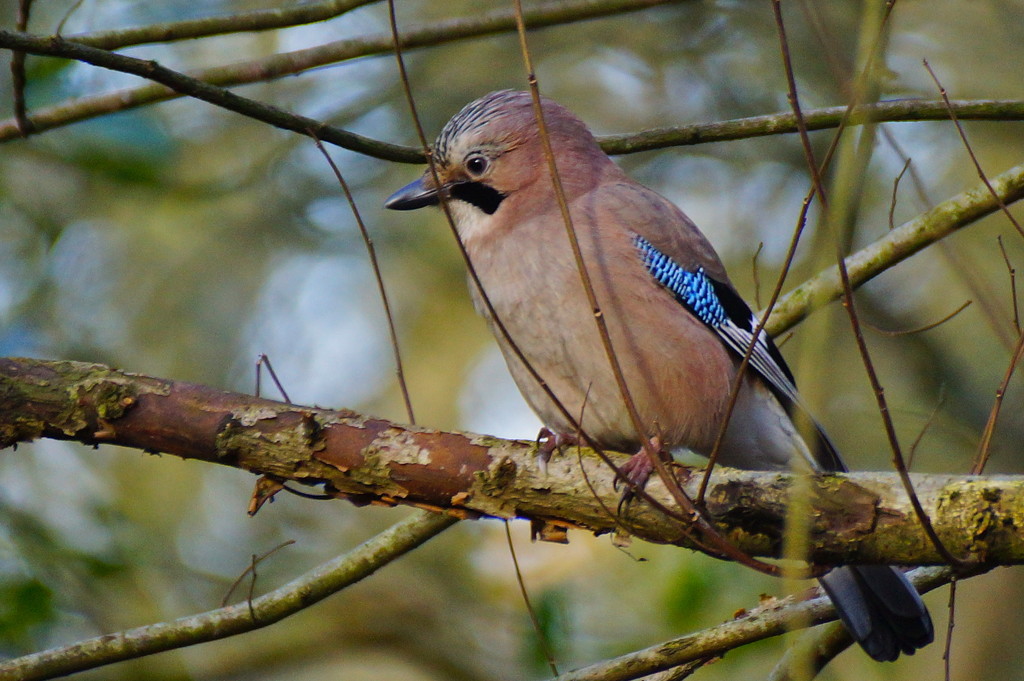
[385,90,608,224]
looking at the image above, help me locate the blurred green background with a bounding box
[1,1,1024,679]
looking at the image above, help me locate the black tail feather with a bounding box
[819,566,934,662]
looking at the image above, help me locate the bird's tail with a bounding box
[818,565,934,662]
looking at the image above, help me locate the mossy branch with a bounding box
[768,157,1024,334]
[2,356,1024,565]
[0,510,456,681]
[550,566,961,681]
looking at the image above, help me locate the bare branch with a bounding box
[0,0,674,152]
[0,510,456,681]
[764,623,852,681]
[0,26,420,161]
[550,567,959,681]
[65,0,378,50]
[597,99,1024,155]
[10,0,34,135]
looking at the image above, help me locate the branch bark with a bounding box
[3,357,1023,566]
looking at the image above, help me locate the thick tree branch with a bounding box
[3,357,1024,565]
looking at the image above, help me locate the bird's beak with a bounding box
[384,173,440,211]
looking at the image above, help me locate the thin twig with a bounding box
[53,0,85,35]
[971,328,1024,475]
[924,60,1024,240]
[862,299,972,337]
[255,353,291,403]
[66,0,377,50]
[309,134,416,424]
[998,236,1021,335]
[943,578,957,681]
[218,540,294,614]
[220,540,296,607]
[383,0,705,541]
[505,522,560,675]
[699,0,855,503]
[834,174,966,566]
[771,0,965,567]
[833,90,968,568]
[10,0,34,135]
[698,118,852,504]
[907,387,946,469]
[697,189,816,504]
[512,0,781,577]
[889,157,913,230]
[771,0,829,202]
[751,241,765,309]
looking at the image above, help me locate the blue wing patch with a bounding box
[633,232,790,394]
[634,236,727,328]
[632,233,843,471]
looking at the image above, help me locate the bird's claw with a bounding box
[615,437,665,513]
[535,428,579,475]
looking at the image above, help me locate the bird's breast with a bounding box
[462,212,737,453]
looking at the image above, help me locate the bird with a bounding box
[385,89,933,662]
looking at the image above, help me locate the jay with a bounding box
[385,89,933,662]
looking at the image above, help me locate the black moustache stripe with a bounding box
[450,181,506,215]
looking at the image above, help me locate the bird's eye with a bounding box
[465,155,489,177]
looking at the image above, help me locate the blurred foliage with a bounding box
[1,1,1024,680]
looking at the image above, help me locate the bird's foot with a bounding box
[614,436,666,511]
[535,427,580,474]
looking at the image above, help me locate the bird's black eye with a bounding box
[465,154,489,177]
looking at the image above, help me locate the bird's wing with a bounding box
[604,183,845,471]
[632,232,844,471]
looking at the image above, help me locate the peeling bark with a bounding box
[2,356,1023,565]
